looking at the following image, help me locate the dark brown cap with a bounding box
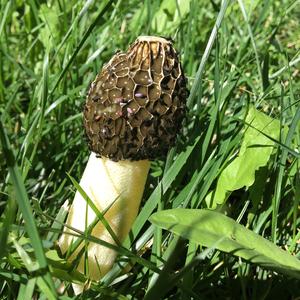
[83,36,188,161]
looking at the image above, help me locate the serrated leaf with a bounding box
[207,106,280,208]
[150,209,300,279]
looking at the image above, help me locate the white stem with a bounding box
[58,152,150,291]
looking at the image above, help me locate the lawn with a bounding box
[0,0,299,299]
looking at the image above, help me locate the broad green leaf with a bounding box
[228,0,260,17]
[151,0,191,33]
[206,106,280,208]
[150,209,300,279]
[38,4,60,50]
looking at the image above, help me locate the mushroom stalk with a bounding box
[59,153,150,283]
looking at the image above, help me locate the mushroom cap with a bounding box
[83,36,188,161]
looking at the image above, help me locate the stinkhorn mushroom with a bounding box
[58,36,188,291]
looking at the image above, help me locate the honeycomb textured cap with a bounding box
[83,36,188,161]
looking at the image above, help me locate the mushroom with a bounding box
[58,36,188,292]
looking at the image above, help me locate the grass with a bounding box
[0,0,300,299]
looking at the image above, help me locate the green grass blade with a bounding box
[124,136,200,247]
[67,173,121,246]
[0,198,17,260]
[187,0,230,108]
[0,121,57,296]
[49,0,115,96]
[237,0,263,93]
